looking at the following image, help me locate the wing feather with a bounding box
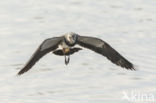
[18,37,63,75]
[77,36,135,70]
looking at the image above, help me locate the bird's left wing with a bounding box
[18,37,63,75]
[77,35,135,70]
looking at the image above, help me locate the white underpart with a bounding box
[58,42,70,49]
[58,43,84,51]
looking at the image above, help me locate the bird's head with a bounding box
[64,32,78,46]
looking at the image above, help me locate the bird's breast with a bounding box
[59,42,69,48]
[63,48,70,53]
[58,42,71,54]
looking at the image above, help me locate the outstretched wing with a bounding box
[77,36,135,70]
[18,37,63,75]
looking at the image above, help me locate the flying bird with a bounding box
[18,32,135,75]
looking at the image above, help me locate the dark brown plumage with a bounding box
[18,37,63,75]
[77,36,135,70]
[18,32,135,75]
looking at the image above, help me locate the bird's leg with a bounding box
[63,48,70,65]
[65,55,70,65]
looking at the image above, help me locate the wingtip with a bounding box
[125,64,136,71]
[17,69,26,76]
[130,67,136,71]
[16,73,22,76]
[17,71,23,76]
[131,64,138,71]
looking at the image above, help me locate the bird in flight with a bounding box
[18,32,135,75]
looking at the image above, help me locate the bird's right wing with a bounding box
[77,36,135,70]
[18,37,63,75]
